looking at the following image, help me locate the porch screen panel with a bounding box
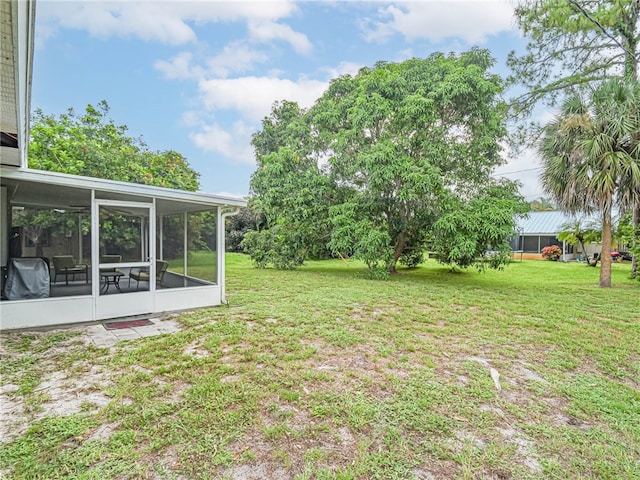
[543,236,562,249]
[157,213,184,277]
[189,210,217,284]
[522,236,539,253]
[99,213,145,263]
[10,206,93,297]
[98,205,151,294]
[156,209,217,288]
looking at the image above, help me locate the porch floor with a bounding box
[49,278,155,297]
[1,271,213,301]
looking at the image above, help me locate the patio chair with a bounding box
[128,260,169,290]
[52,255,88,285]
[100,254,122,272]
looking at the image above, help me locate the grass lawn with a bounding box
[1,253,638,479]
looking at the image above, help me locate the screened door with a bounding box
[94,200,155,319]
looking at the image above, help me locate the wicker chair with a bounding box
[100,255,122,272]
[52,255,88,285]
[128,260,169,290]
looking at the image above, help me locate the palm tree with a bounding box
[529,197,556,211]
[538,80,640,287]
[557,219,599,261]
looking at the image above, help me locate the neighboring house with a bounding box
[0,0,246,330]
[510,211,601,261]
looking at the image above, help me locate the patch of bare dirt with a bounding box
[182,340,210,358]
[223,463,290,480]
[498,426,542,474]
[0,385,27,442]
[87,422,119,442]
[1,364,113,443]
[139,447,189,480]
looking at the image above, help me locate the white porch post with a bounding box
[77,213,83,264]
[149,199,156,294]
[183,211,188,287]
[218,207,241,304]
[217,208,224,303]
[90,190,98,319]
[159,215,163,260]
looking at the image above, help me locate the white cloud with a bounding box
[320,61,363,79]
[205,42,270,78]
[37,0,302,46]
[181,110,205,128]
[155,43,270,81]
[190,121,255,165]
[495,147,543,200]
[248,20,313,54]
[197,76,328,121]
[38,2,196,45]
[187,59,365,166]
[535,108,557,125]
[362,1,515,44]
[154,52,204,80]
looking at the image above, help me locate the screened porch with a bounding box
[1,167,244,329]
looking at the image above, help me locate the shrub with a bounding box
[541,245,562,261]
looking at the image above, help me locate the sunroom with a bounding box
[0,0,247,330]
[0,167,245,330]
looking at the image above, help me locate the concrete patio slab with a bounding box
[83,318,182,348]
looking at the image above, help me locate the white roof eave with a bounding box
[0,166,247,208]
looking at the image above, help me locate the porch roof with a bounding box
[1,166,246,215]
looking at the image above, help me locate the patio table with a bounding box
[100,271,124,294]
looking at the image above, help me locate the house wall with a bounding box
[0,296,95,330]
[0,284,222,330]
[581,244,601,258]
[516,253,545,261]
[513,253,577,261]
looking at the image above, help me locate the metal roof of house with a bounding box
[515,211,592,235]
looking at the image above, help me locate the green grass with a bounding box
[1,254,638,479]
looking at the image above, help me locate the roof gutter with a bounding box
[13,0,36,168]
[218,206,243,305]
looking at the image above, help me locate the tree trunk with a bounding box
[599,206,613,288]
[624,31,638,278]
[388,232,407,274]
[632,203,639,278]
[578,238,587,261]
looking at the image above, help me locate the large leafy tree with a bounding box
[509,0,640,275]
[539,79,640,287]
[247,51,527,274]
[25,101,201,258]
[29,100,199,190]
[245,101,332,269]
[433,181,529,270]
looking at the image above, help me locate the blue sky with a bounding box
[32,0,542,199]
